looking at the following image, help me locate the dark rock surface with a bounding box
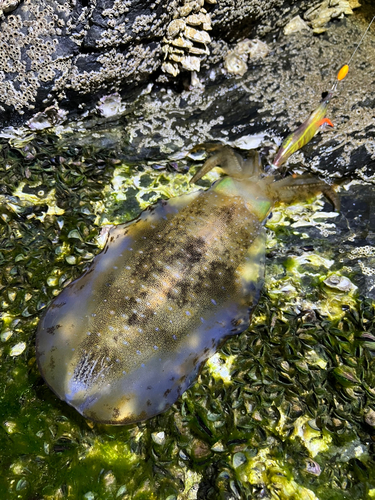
[0,0,324,127]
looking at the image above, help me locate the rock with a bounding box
[0,0,324,127]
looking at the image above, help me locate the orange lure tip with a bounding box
[337,64,349,81]
[319,117,334,128]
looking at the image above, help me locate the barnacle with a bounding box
[26,105,67,130]
[161,0,214,76]
[224,39,269,76]
[0,0,20,15]
[304,0,356,33]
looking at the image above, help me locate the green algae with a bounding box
[1,134,375,499]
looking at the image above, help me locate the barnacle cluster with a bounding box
[0,0,177,115]
[87,0,173,49]
[304,0,356,33]
[54,44,160,96]
[0,0,71,113]
[161,0,215,76]
[0,0,20,15]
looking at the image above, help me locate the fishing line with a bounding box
[347,14,375,66]
[333,14,375,90]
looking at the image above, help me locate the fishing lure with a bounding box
[272,15,375,169]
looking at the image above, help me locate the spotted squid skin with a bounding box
[36,182,267,425]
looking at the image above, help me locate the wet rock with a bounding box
[0,0,323,127]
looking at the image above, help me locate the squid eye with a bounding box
[321,91,328,99]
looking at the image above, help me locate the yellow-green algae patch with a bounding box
[84,439,139,468]
[240,447,320,500]
[206,353,237,384]
[91,160,221,227]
